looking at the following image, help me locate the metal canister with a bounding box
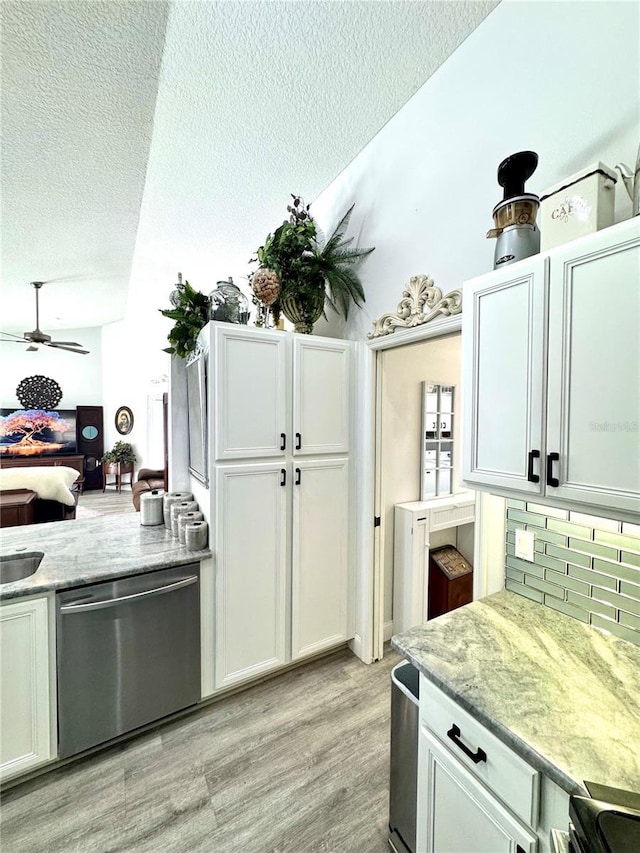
[140,489,165,526]
[170,500,199,537]
[185,520,208,551]
[178,511,204,544]
[163,492,194,528]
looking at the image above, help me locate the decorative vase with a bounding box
[252,268,281,307]
[280,289,324,334]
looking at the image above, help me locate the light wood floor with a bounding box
[1,647,401,853]
[76,487,136,518]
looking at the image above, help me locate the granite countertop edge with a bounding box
[391,589,640,798]
[0,513,211,600]
[391,634,584,796]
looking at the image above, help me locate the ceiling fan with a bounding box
[0,281,90,355]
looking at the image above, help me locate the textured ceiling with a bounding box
[1,0,498,333]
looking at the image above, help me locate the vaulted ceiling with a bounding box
[1,0,498,333]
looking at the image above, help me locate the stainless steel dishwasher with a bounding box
[57,563,201,758]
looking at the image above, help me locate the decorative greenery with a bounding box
[251,195,374,329]
[159,275,210,358]
[101,441,137,465]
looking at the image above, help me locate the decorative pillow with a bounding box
[0,466,79,506]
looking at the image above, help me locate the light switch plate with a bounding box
[515,529,535,562]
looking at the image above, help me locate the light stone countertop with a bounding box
[392,590,640,796]
[0,513,211,600]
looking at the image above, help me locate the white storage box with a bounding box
[540,161,617,250]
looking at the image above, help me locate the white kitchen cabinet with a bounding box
[214,462,289,688]
[1,595,54,781]
[463,218,640,516]
[212,324,352,461]
[292,337,351,455]
[213,326,288,460]
[210,325,354,689]
[291,457,350,660]
[394,492,475,633]
[418,727,537,853]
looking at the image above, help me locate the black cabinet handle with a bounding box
[527,449,540,483]
[546,452,560,487]
[280,433,286,451]
[295,432,302,450]
[280,468,286,487]
[446,724,487,764]
[295,467,301,486]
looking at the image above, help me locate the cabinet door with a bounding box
[547,220,640,514]
[214,463,288,687]
[1,596,53,781]
[417,727,537,853]
[292,337,351,455]
[463,259,547,494]
[213,326,288,460]
[291,458,350,660]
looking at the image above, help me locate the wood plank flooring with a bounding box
[0,647,401,853]
[76,488,136,518]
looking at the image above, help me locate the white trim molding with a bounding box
[367,274,462,340]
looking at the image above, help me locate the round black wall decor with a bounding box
[16,375,63,409]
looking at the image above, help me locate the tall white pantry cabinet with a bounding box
[207,324,354,690]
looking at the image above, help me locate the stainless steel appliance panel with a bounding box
[57,564,201,758]
[389,661,420,853]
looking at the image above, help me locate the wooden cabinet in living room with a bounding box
[463,218,640,517]
[1,595,54,781]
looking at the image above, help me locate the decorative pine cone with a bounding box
[252,268,281,307]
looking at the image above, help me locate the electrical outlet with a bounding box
[515,529,535,562]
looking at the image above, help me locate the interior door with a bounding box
[291,457,350,660]
[546,220,640,514]
[214,462,288,687]
[463,258,547,494]
[292,337,351,455]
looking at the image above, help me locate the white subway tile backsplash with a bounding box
[505,501,640,647]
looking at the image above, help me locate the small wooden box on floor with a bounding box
[428,545,473,620]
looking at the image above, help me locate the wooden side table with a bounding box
[0,489,37,528]
[102,462,134,493]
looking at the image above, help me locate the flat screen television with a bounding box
[0,408,77,458]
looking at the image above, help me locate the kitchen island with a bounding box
[392,589,640,796]
[1,513,211,783]
[0,512,210,600]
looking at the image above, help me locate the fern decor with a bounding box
[251,196,374,333]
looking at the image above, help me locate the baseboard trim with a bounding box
[384,620,394,642]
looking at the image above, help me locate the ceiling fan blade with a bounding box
[48,340,83,347]
[0,338,29,344]
[45,342,89,354]
[0,331,28,340]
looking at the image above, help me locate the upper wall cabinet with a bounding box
[292,337,351,455]
[463,218,640,517]
[213,326,288,460]
[212,324,352,461]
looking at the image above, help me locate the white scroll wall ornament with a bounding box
[367,275,462,339]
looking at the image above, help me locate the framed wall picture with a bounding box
[115,406,134,435]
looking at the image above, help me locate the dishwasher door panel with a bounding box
[57,564,201,758]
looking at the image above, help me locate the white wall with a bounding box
[312,0,640,341]
[101,320,169,472]
[0,327,103,408]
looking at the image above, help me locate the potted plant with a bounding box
[159,273,211,358]
[101,441,137,475]
[251,195,374,334]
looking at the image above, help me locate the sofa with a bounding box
[132,468,166,511]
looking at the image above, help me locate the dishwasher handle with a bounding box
[59,575,198,613]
